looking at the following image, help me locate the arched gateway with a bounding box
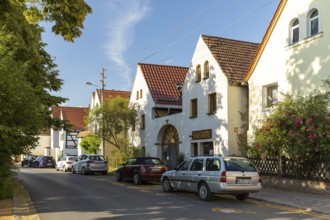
[161,125,179,170]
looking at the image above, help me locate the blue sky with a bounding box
[42,0,280,107]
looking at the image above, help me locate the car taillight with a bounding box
[220,171,226,183]
[66,161,72,164]
[86,160,94,164]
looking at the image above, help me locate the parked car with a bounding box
[21,155,37,167]
[56,156,77,172]
[71,154,108,175]
[32,156,56,168]
[116,157,168,185]
[161,155,262,201]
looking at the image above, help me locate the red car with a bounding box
[115,157,168,185]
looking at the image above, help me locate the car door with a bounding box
[171,158,193,190]
[122,158,137,180]
[77,155,85,172]
[186,158,204,192]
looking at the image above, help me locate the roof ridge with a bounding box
[201,34,260,45]
[138,62,188,69]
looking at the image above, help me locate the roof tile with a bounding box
[202,35,260,84]
[139,63,188,105]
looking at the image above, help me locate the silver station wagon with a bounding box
[161,155,262,201]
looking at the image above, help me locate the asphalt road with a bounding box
[17,167,322,220]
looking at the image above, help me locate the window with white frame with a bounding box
[203,61,209,79]
[195,65,201,82]
[291,19,299,43]
[208,93,217,114]
[265,85,278,107]
[190,98,198,118]
[140,114,145,129]
[309,9,319,36]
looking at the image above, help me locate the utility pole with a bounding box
[100,68,106,158]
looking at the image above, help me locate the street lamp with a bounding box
[86,75,105,157]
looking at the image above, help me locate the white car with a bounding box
[71,154,108,175]
[161,156,262,201]
[56,156,77,172]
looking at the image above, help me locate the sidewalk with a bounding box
[1,182,329,219]
[250,188,330,216]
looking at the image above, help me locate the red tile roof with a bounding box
[52,106,88,130]
[138,63,188,105]
[202,35,260,84]
[95,89,131,102]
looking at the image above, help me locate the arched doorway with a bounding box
[162,125,179,170]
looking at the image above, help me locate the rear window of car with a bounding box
[145,158,163,165]
[224,158,257,172]
[89,156,104,161]
[68,157,76,161]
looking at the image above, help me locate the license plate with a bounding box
[236,177,251,184]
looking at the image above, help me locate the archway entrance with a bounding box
[162,125,179,170]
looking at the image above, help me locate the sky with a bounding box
[42,0,280,107]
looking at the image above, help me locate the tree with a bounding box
[0,0,91,198]
[242,78,330,160]
[80,135,101,154]
[86,97,139,165]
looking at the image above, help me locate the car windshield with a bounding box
[145,158,163,165]
[224,158,257,172]
[89,155,104,161]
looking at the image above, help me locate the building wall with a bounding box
[248,0,329,141]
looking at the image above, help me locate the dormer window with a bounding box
[291,19,299,44]
[309,9,319,36]
[195,65,201,82]
[203,61,209,79]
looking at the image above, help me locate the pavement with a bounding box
[1,180,330,220]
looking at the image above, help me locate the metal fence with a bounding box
[249,156,330,182]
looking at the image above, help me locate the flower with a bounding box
[294,118,301,129]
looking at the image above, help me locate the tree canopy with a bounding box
[0,0,91,198]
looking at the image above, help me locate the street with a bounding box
[18,167,323,220]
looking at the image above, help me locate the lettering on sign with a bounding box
[192,129,212,140]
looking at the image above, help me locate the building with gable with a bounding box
[244,0,329,141]
[129,63,188,169]
[129,34,259,168]
[51,106,88,160]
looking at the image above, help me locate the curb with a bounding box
[13,180,39,220]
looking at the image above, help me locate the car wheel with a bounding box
[133,173,142,185]
[64,166,67,172]
[82,167,88,175]
[71,166,76,174]
[198,182,212,201]
[162,178,173,192]
[236,193,249,201]
[55,165,59,171]
[115,171,122,181]
[102,171,108,175]
[21,163,24,167]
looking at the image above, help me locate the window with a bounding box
[203,61,209,79]
[178,159,193,171]
[140,114,145,129]
[309,9,319,36]
[136,91,139,100]
[291,19,299,43]
[208,93,217,114]
[266,85,278,107]
[195,65,201,82]
[140,89,143,99]
[190,98,198,118]
[190,158,204,171]
[206,158,220,171]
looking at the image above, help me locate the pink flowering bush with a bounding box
[242,79,330,160]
